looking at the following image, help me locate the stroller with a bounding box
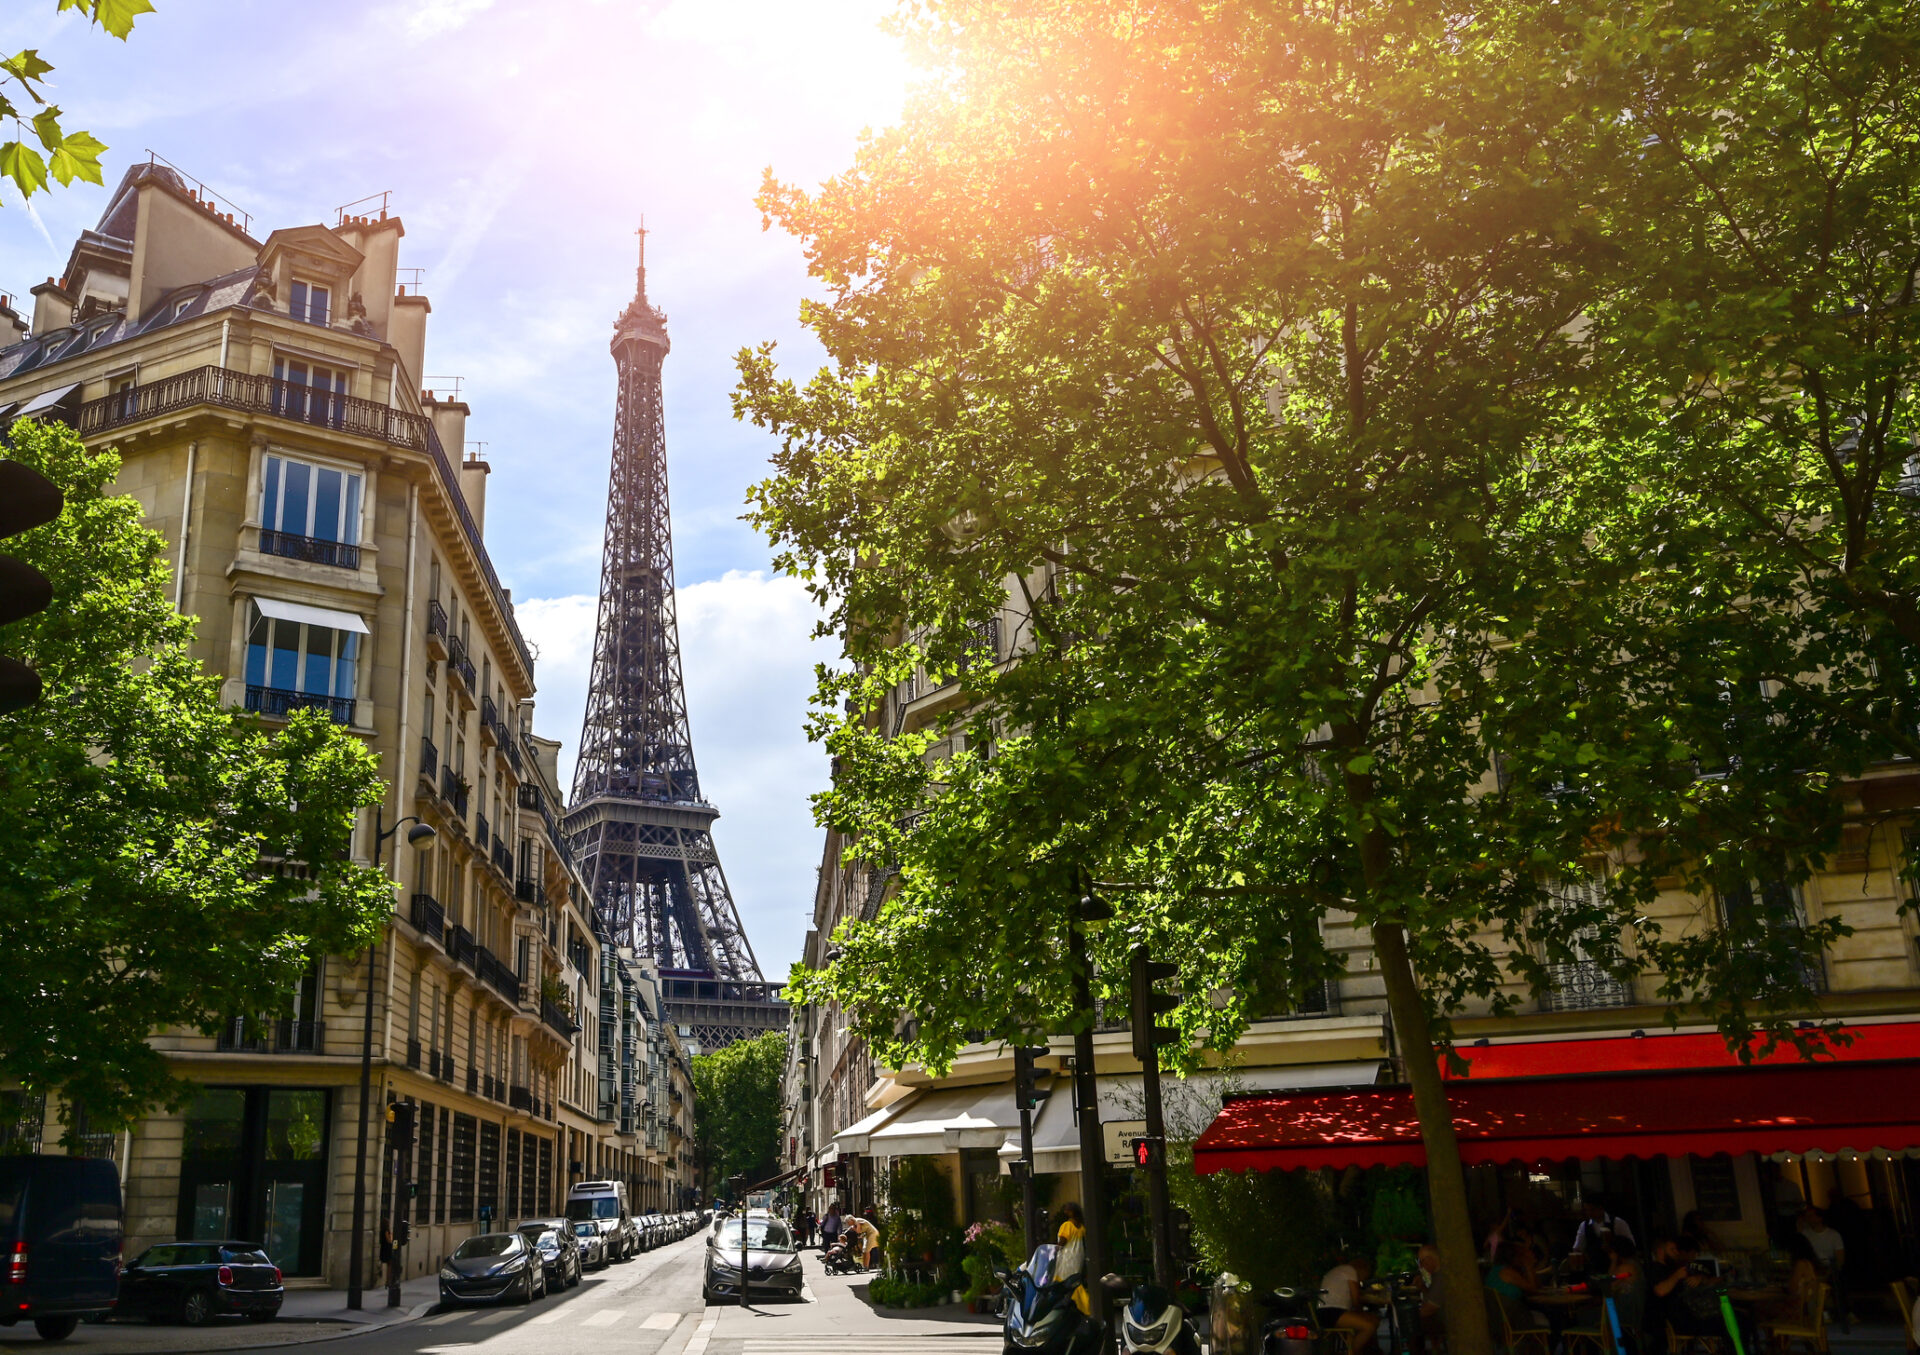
[822,1232,865,1274]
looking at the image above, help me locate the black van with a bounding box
[0,1155,124,1342]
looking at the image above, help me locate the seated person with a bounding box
[1417,1243,1446,1339]
[1648,1235,1724,1341]
[1759,1234,1819,1327]
[1319,1252,1382,1355]
[1604,1235,1648,1342]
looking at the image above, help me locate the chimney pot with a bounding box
[397,284,405,296]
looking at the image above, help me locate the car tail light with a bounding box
[6,1242,24,1285]
[273,1266,283,1284]
[217,1265,234,1286]
[1284,1326,1312,1340]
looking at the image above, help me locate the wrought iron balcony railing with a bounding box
[245,684,352,724]
[214,1016,323,1054]
[509,1085,533,1112]
[516,877,538,904]
[447,923,476,968]
[467,1066,479,1094]
[517,783,543,812]
[446,635,476,693]
[419,736,438,782]
[1541,961,1633,1012]
[475,811,489,852]
[491,840,515,880]
[480,694,498,732]
[274,1019,324,1054]
[441,766,469,818]
[258,528,359,569]
[543,998,579,1038]
[426,597,448,645]
[406,1038,421,1069]
[410,892,445,944]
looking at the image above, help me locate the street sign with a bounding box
[1102,1119,1147,1166]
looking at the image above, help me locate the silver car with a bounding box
[703,1214,804,1304]
[571,1221,607,1270]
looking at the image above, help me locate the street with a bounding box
[0,1237,1005,1355]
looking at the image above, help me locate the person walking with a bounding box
[822,1202,843,1255]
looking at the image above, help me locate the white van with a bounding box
[564,1180,638,1262]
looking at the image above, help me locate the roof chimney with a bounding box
[0,294,27,348]
[30,277,72,334]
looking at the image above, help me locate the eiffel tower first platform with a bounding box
[565,230,786,1050]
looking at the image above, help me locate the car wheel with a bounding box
[516,1271,534,1305]
[32,1316,79,1341]
[570,1256,581,1287]
[180,1288,212,1327]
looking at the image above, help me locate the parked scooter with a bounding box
[1260,1286,1318,1355]
[997,1243,1104,1353]
[1121,1282,1203,1355]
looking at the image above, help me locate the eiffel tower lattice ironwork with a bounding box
[565,227,785,1049]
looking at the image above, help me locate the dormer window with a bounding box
[290,280,330,327]
[173,298,193,319]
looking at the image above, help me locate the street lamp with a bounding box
[347,808,437,1311]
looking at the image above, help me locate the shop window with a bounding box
[478,1122,501,1226]
[450,1114,476,1223]
[259,452,361,565]
[244,601,360,722]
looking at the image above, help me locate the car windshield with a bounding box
[566,1198,621,1221]
[453,1234,518,1259]
[714,1219,794,1252]
[573,1223,596,1238]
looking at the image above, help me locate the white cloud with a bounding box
[515,570,832,982]
[399,0,496,40]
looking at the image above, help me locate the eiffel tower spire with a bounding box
[565,228,785,1048]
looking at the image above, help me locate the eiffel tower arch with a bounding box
[565,229,786,1050]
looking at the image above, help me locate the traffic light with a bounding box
[384,1101,416,1152]
[1074,892,1112,931]
[394,1219,411,1247]
[1130,1136,1163,1171]
[0,460,61,713]
[1129,944,1179,1066]
[1012,1045,1050,1111]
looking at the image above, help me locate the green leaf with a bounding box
[48,130,105,187]
[94,0,157,39]
[1344,755,1374,774]
[0,140,48,199]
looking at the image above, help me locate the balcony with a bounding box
[406,1038,421,1070]
[419,736,438,784]
[476,946,522,1003]
[500,735,522,776]
[467,1067,479,1095]
[516,876,538,904]
[447,924,476,968]
[259,528,360,570]
[510,1085,532,1112]
[543,998,579,1038]
[409,892,445,944]
[480,695,499,742]
[475,811,489,853]
[517,783,543,813]
[426,597,449,659]
[1540,961,1633,1012]
[244,685,352,724]
[446,636,476,704]
[441,766,469,818]
[491,839,514,880]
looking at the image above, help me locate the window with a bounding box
[289,280,330,327]
[271,357,347,427]
[1720,878,1825,992]
[173,297,193,319]
[259,453,361,566]
[1540,876,1632,1012]
[244,600,360,722]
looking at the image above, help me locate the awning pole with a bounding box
[1069,926,1109,1296]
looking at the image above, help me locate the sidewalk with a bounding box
[699,1251,1001,1353]
[0,1278,438,1353]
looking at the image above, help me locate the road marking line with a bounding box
[423,1310,472,1325]
[473,1308,516,1324]
[683,1309,721,1355]
[526,1305,570,1323]
[642,1310,683,1329]
[583,1308,626,1327]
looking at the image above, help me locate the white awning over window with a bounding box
[252,596,370,634]
[832,1103,901,1155]
[865,1083,1025,1157]
[999,1062,1384,1175]
[14,382,79,416]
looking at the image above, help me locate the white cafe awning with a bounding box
[1000,1062,1383,1175]
[867,1082,1025,1157]
[253,596,370,634]
[832,1102,901,1156]
[14,382,79,417]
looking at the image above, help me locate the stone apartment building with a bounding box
[0,158,684,1285]
[783,558,1920,1267]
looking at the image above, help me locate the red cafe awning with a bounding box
[1443,1020,1920,1080]
[1193,1058,1920,1175]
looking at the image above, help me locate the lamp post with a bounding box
[346,808,438,1311]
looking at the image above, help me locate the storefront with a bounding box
[175,1086,331,1275]
[1192,1022,1920,1276]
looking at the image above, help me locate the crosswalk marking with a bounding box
[473,1308,515,1324]
[526,1304,570,1323]
[582,1308,625,1327]
[642,1310,683,1329]
[423,1310,471,1325]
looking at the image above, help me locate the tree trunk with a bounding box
[1372,918,1493,1355]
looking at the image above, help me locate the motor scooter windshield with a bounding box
[1022,1243,1061,1288]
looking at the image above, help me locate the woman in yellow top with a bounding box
[1054,1202,1091,1316]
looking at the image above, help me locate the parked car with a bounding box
[702,1214,803,1304]
[564,1180,637,1262]
[512,1219,580,1290]
[116,1241,283,1327]
[0,1153,124,1342]
[571,1221,607,1270]
[439,1232,546,1307]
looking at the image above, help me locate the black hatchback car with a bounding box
[439,1232,545,1307]
[116,1241,284,1325]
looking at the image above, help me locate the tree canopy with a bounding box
[0,2,154,203]
[0,419,390,1139]
[691,1030,788,1196]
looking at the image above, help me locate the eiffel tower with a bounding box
[565,227,786,1049]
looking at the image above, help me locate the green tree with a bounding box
[0,2,153,202]
[691,1030,788,1194]
[0,419,390,1140]
[739,3,1866,1350]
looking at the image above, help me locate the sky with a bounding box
[0,0,916,980]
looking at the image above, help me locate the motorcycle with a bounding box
[996,1243,1104,1354]
[1121,1282,1202,1355]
